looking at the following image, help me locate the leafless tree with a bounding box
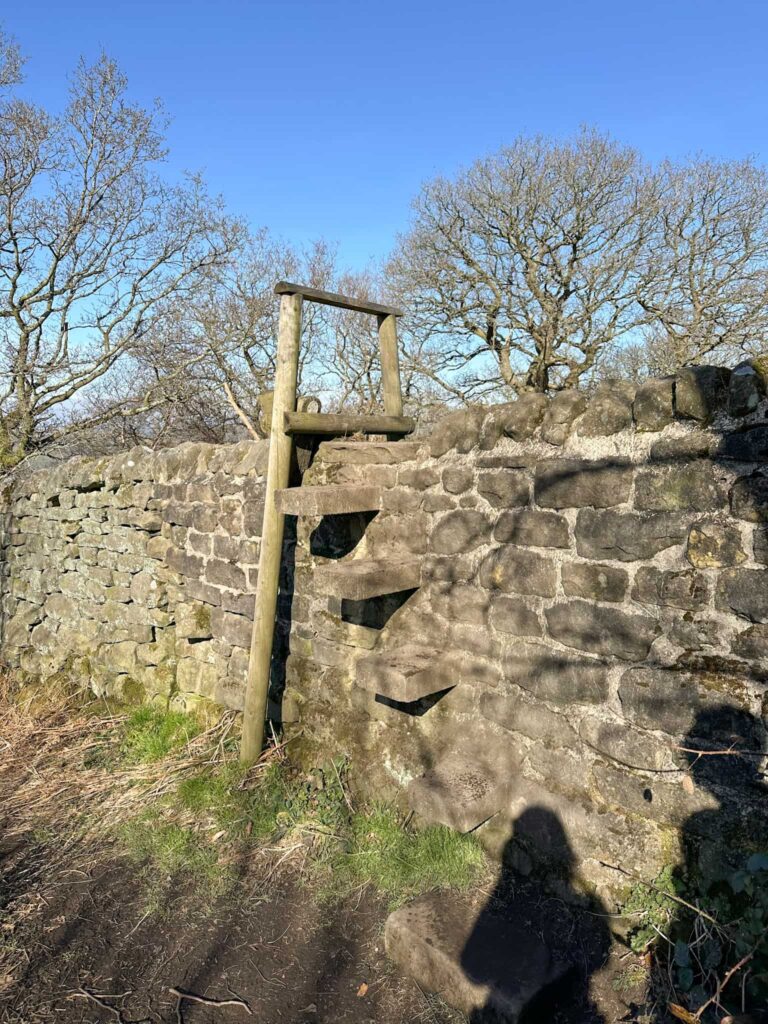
[0,47,241,467]
[389,128,655,398]
[636,157,768,368]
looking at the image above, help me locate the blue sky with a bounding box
[5,0,768,270]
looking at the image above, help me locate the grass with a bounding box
[117,706,203,764]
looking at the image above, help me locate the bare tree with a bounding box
[0,48,241,467]
[636,157,768,367]
[389,129,655,398]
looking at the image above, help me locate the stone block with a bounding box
[493,509,569,548]
[716,568,768,622]
[398,465,440,490]
[730,473,768,522]
[534,459,632,509]
[503,640,610,705]
[176,601,212,640]
[577,385,634,436]
[441,466,474,494]
[210,607,251,648]
[480,690,574,747]
[731,624,768,662]
[430,510,493,555]
[575,509,687,561]
[408,751,520,833]
[675,365,731,422]
[753,527,768,565]
[561,561,628,603]
[478,547,557,598]
[618,666,752,736]
[488,595,543,637]
[686,520,747,568]
[718,425,768,462]
[176,657,222,698]
[631,567,710,611]
[578,715,676,771]
[593,762,717,827]
[204,558,247,591]
[728,363,764,417]
[477,469,530,508]
[633,377,674,431]
[429,408,484,457]
[431,583,491,626]
[634,463,727,512]
[540,391,588,446]
[545,600,659,661]
[166,547,204,578]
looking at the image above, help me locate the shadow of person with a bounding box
[659,704,767,1021]
[460,807,610,1023]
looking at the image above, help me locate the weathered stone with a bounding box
[686,520,747,568]
[716,568,768,622]
[534,459,632,509]
[429,408,484,457]
[408,752,519,833]
[205,558,247,591]
[633,377,674,431]
[579,715,675,771]
[503,641,610,705]
[431,510,493,555]
[175,601,212,640]
[493,509,569,548]
[754,526,768,565]
[575,509,687,561]
[730,473,768,522]
[480,690,574,747]
[634,463,727,512]
[561,561,628,603]
[432,584,490,625]
[717,425,768,462]
[210,607,252,648]
[384,892,567,1020]
[477,469,529,508]
[166,547,204,578]
[675,365,731,422]
[728,363,765,417]
[314,558,421,600]
[176,657,223,697]
[545,601,659,661]
[358,644,482,701]
[593,762,717,827]
[480,394,548,450]
[618,665,752,736]
[540,391,588,446]
[276,484,382,516]
[488,595,542,637]
[632,567,710,611]
[398,465,439,491]
[577,384,634,436]
[731,624,768,662]
[478,547,556,598]
[441,466,474,494]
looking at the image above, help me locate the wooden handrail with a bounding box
[284,411,415,436]
[274,281,403,318]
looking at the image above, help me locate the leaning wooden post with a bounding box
[240,291,303,764]
[377,313,403,417]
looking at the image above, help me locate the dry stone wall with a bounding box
[283,362,768,902]
[0,439,270,710]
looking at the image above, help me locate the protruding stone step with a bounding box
[407,754,513,833]
[385,892,569,1020]
[316,440,423,466]
[275,484,383,516]
[314,558,420,600]
[357,644,455,701]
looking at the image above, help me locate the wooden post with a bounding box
[240,292,303,764]
[377,313,403,417]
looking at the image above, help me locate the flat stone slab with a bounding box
[313,558,421,599]
[385,892,569,1020]
[316,440,423,465]
[275,484,383,516]
[357,644,450,701]
[407,754,511,833]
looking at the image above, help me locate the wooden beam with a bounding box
[274,281,403,318]
[377,313,403,418]
[240,292,303,764]
[284,411,415,436]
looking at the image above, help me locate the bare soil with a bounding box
[0,690,649,1024]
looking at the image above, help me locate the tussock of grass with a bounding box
[118,706,202,764]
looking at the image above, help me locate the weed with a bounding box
[117,706,202,764]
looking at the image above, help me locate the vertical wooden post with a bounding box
[240,292,303,764]
[377,313,403,417]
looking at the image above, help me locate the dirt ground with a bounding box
[0,690,649,1024]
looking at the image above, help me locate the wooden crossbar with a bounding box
[274,281,403,318]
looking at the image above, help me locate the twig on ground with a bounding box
[168,986,252,1014]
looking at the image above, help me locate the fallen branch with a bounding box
[169,986,252,1014]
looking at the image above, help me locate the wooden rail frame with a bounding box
[239,282,405,763]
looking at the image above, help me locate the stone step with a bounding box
[315,440,423,466]
[274,484,383,516]
[314,558,421,600]
[407,754,511,833]
[385,892,569,1021]
[357,644,455,701]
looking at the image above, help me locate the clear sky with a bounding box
[5,0,768,270]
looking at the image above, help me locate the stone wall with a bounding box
[0,439,270,710]
[283,363,768,902]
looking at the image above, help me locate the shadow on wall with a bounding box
[461,809,609,1023]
